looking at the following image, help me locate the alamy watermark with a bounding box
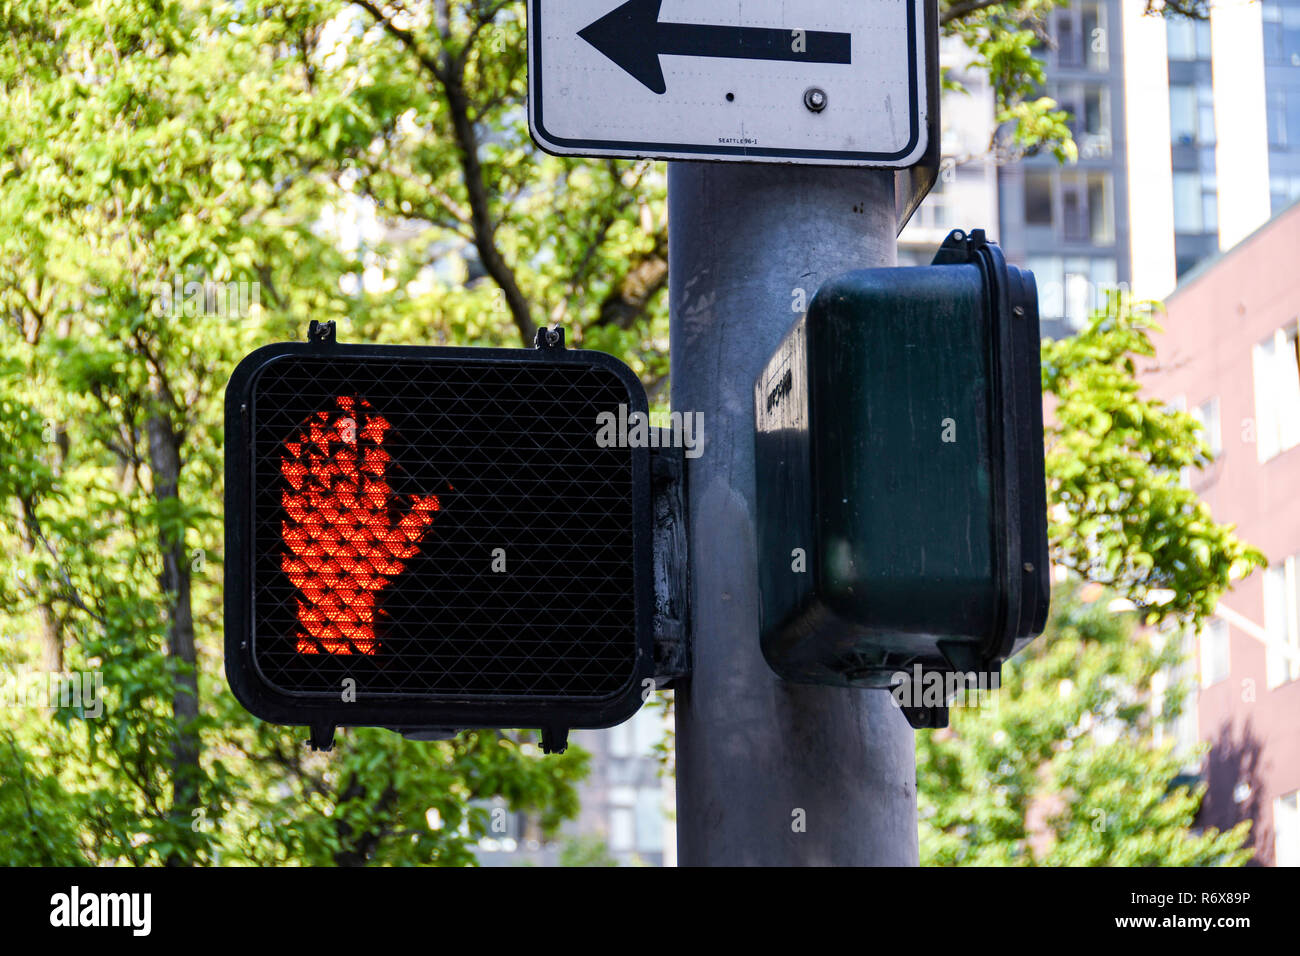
[50,886,150,936]
[148,277,260,318]
[596,404,704,459]
[0,670,103,718]
[890,665,1001,712]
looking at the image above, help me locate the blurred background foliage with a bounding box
[918,581,1253,866]
[912,304,1261,866]
[0,0,1259,865]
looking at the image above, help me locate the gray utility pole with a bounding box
[669,163,919,866]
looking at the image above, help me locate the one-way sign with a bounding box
[528,0,930,167]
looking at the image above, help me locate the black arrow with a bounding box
[578,0,852,95]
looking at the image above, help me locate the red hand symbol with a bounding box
[280,396,440,656]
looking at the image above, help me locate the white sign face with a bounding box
[528,0,929,167]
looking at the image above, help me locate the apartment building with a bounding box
[907,0,1299,331]
[476,703,674,866]
[1142,200,1300,866]
[1265,0,1300,212]
[898,37,1002,267]
[1111,0,1295,295]
[998,0,1130,339]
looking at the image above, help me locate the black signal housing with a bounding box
[224,325,654,753]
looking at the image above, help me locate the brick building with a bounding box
[1143,199,1300,865]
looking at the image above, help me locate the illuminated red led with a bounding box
[280,396,440,655]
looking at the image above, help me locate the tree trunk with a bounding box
[14,499,65,674]
[333,773,397,866]
[147,409,201,863]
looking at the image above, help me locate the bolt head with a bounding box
[803,88,828,113]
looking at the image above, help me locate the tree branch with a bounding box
[357,0,536,345]
[353,0,447,82]
[941,0,1013,26]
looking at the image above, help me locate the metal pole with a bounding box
[669,162,918,867]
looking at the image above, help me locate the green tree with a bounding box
[925,0,1259,866]
[0,0,591,866]
[917,302,1263,866]
[0,0,1238,867]
[919,583,1253,866]
[557,835,621,868]
[1044,299,1264,624]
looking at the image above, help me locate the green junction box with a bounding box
[753,229,1049,723]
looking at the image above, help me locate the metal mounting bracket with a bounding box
[651,439,691,688]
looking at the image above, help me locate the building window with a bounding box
[1271,173,1300,213]
[1168,394,1207,489]
[1172,171,1218,235]
[1167,17,1212,61]
[1263,1,1300,67]
[472,799,525,853]
[1020,171,1113,244]
[1263,554,1300,689]
[1170,83,1216,147]
[1277,791,1300,867]
[1024,171,1054,226]
[911,185,954,234]
[1081,87,1111,157]
[1274,87,1300,152]
[1199,618,1230,686]
[1089,173,1113,242]
[632,705,664,754]
[1082,3,1107,70]
[1252,321,1300,462]
[1029,256,1065,320]
[1179,396,1221,487]
[1062,180,1086,242]
[1053,82,1113,158]
[1170,85,1196,146]
[608,807,636,852]
[1268,89,1289,149]
[1059,171,1114,244]
[1155,629,1199,766]
[1027,255,1118,328]
[609,719,635,758]
[634,789,664,853]
[1191,396,1222,456]
[1053,2,1108,70]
